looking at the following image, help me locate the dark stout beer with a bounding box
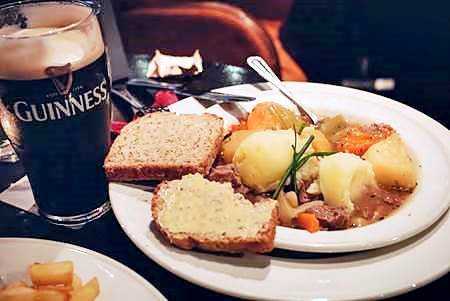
[0,1,111,225]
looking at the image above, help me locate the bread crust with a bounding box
[151,182,278,253]
[104,113,224,181]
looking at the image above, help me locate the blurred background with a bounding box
[0,0,448,127]
[111,0,450,127]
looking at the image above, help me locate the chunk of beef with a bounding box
[295,179,321,204]
[208,164,240,186]
[208,164,257,201]
[244,192,270,203]
[307,205,351,230]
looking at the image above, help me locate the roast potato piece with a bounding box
[72,275,82,291]
[29,261,73,286]
[35,289,68,301]
[362,134,417,188]
[0,286,36,301]
[34,284,72,294]
[70,278,99,301]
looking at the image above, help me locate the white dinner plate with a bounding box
[110,182,450,301]
[0,237,166,301]
[109,82,450,300]
[169,82,450,252]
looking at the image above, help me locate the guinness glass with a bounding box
[0,1,111,226]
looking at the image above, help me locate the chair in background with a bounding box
[116,1,280,76]
[220,0,307,81]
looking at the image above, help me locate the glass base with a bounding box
[38,201,111,228]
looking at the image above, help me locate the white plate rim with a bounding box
[0,237,167,301]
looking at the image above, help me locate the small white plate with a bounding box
[169,83,450,252]
[109,182,450,301]
[0,237,166,301]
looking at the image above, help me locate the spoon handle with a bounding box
[246,56,318,124]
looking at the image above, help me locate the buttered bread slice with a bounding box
[152,174,278,253]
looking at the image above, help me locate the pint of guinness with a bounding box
[0,1,111,225]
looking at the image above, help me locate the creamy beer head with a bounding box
[0,1,104,80]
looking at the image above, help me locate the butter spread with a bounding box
[158,174,276,238]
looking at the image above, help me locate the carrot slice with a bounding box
[296,213,320,233]
[336,125,394,156]
[336,127,372,156]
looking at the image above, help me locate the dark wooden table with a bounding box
[0,62,448,300]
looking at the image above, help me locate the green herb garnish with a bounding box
[289,124,305,193]
[290,134,298,193]
[272,131,336,199]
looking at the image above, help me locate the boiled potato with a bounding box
[319,153,377,211]
[70,278,99,301]
[233,130,300,192]
[222,130,259,163]
[34,289,67,301]
[362,134,417,188]
[29,261,73,286]
[0,286,36,301]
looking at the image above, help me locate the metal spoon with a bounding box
[246,56,319,125]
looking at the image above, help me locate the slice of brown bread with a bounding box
[104,112,224,181]
[151,174,278,253]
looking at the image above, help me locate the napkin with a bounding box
[168,89,297,128]
[146,49,203,78]
[0,176,36,212]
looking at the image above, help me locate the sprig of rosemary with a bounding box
[273,134,313,199]
[289,124,305,193]
[290,126,299,194]
[272,132,336,199]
